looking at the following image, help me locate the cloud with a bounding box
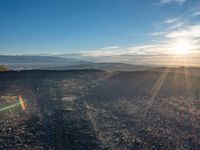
[151,19,183,36]
[83,22,200,58]
[80,43,174,58]
[164,18,178,24]
[192,11,200,17]
[75,3,200,65]
[77,44,200,65]
[151,21,200,57]
[150,31,167,36]
[167,22,183,29]
[159,0,186,4]
[68,6,200,65]
[100,46,119,50]
[166,25,200,38]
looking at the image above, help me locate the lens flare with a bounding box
[0,96,26,112]
[19,96,26,111]
[0,102,20,112]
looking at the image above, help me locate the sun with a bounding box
[174,38,192,55]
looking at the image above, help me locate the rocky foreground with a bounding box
[0,69,200,149]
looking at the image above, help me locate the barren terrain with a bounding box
[0,68,200,149]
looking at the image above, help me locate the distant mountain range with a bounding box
[0,55,151,71]
[44,62,150,72]
[0,55,82,64]
[0,55,83,70]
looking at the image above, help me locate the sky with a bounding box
[0,0,200,59]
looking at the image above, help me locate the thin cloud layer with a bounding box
[192,11,200,17]
[159,0,186,5]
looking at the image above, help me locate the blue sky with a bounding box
[0,0,200,56]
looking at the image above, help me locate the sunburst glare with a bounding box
[173,38,193,55]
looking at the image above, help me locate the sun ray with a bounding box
[136,56,177,146]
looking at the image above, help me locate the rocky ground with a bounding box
[0,69,200,149]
